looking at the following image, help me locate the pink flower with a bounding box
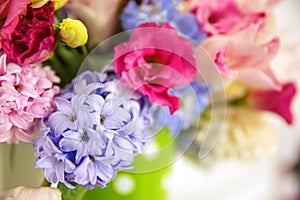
[196,0,265,35]
[201,24,281,90]
[249,83,297,124]
[2,2,55,65]
[0,54,60,144]
[0,0,29,47]
[114,22,197,114]
[65,0,121,48]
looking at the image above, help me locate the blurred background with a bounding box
[168,0,300,199]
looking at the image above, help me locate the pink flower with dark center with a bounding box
[114,22,197,114]
[0,54,60,144]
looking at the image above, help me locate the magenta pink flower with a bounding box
[196,0,265,35]
[114,22,197,114]
[201,24,281,90]
[2,2,55,65]
[0,0,29,47]
[249,83,297,125]
[0,54,60,144]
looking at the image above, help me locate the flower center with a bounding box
[14,85,21,93]
[71,116,76,122]
[81,132,89,142]
[100,115,105,125]
[88,155,95,161]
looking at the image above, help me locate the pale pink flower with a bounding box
[201,23,281,90]
[0,186,61,200]
[196,0,265,35]
[65,0,121,48]
[0,54,60,144]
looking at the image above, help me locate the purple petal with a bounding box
[55,98,73,116]
[35,156,57,168]
[59,138,79,152]
[113,135,137,151]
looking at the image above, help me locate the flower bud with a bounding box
[59,18,88,48]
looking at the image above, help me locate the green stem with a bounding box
[9,144,16,171]
[81,45,88,57]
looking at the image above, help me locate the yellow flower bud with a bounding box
[30,0,68,10]
[59,18,88,48]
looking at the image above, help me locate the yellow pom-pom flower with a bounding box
[30,0,68,10]
[58,18,88,48]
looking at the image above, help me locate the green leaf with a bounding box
[58,183,87,200]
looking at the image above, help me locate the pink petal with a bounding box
[250,82,297,124]
[214,47,234,77]
[14,127,33,143]
[0,0,29,40]
[20,85,39,98]
[9,111,34,129]
[0,54,7,75]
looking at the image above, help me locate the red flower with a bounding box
[114,22,197,114]
[2,2,55,65]
[250,82,297,124]
[0,0,29,47]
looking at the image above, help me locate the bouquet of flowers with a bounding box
[0,0,297,199]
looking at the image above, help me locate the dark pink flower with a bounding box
[196,0,265,35]
[249,83,297,125]
[2,2,55,65]
[114,22,197,114]
[0,0,29,47]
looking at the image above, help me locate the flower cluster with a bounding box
[34,70,153,189]
[0,0,297,194]
[120,0,296,125]
[0,54,59,144]
[0,0,89,144]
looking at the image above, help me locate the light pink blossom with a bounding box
[114,22,197,114]
[201,23,281,90]
[0,54,60,144]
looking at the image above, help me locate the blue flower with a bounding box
[121,0,207,42]
[35,137,76,188]
[34,70,153,189]
[154,79,210,134]
[48,95,88,136]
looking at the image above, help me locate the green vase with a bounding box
[59,128,175,200]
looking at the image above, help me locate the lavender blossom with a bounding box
[34,70,153,189]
